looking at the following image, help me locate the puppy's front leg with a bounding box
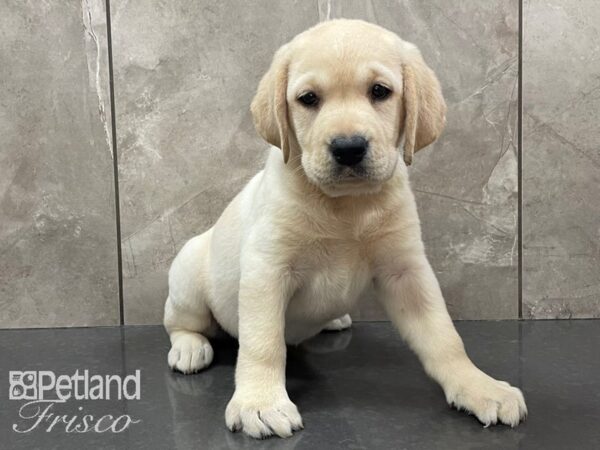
[225,262,302,439]
[375,252,527,427]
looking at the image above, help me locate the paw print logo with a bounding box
[9,371,37,400]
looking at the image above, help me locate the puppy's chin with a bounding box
[317,179,384,197]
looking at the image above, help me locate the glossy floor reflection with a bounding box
[1,321,599,449]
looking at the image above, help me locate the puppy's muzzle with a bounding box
[329,135,369,166]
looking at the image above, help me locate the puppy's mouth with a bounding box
[301,151,397,197]
[334,165,369,181]
[317,167,386,197]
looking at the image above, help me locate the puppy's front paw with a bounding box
[225,391,303,439]
[445,372,527,427]
[168,332,213,374]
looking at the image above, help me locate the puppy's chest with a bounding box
[290,239,371,315]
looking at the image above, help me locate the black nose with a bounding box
[329,135,368,166]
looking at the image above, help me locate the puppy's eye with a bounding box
[297,91,319,107]
[371,84,392,101]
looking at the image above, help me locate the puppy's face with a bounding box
[252,20,446,197]
[288,28,402,196]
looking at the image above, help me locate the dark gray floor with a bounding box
[1,321,599,449]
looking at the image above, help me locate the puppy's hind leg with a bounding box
[164,232,217,374]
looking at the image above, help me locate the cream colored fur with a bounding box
[164,19,527,439]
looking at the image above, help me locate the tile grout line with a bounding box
[105,0,124,326]
[517,0,524,319]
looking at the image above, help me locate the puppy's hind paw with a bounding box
[322,314,352,331]
[168,332,214,374]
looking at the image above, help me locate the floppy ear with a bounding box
[401,52,447,166]
[250,46,291,163]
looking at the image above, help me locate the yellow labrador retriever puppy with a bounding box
[164,19,527,438]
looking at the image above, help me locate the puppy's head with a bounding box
[251,19,446,197]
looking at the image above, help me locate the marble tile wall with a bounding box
[0,0,119,327]
[1,1,597,327]
[522,0,600,318]
[113,0,519,323]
